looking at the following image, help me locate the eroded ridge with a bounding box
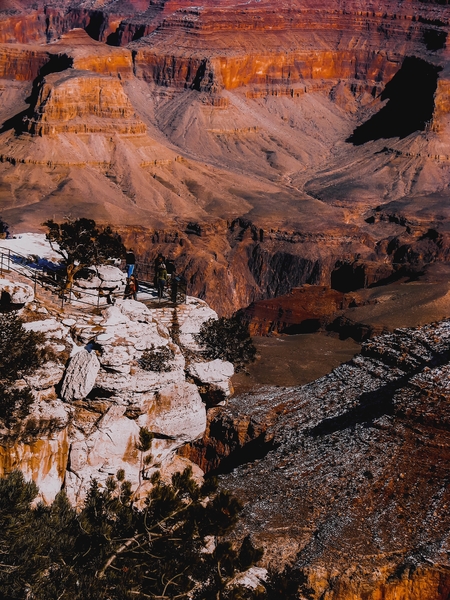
[183,320,450,597]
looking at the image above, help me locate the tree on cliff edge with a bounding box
[43,217,125,288]
[195,316,256,372]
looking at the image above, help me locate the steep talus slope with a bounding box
[1,2,450,314]
[182,320,450,597]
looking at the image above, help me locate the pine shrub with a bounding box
[138,344,174,372]
[0,468,265,600]
[195,316,256,372]
[0,313,45,426]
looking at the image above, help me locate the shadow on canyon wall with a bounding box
[347,57,441,144]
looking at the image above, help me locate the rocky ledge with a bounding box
[0,276,234,506]
[182,319,450,598]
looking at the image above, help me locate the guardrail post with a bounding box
[34,270,37,295]
[7,249,10,272]
[0,252,3,276]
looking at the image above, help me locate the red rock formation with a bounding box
[238,286,355,336]
[0,29,133,81]
[48,29,134,78]
[23,70,146,135]
[0,44,49,80]
[24,70,146,136]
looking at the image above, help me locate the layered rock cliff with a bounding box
[1,1,450,317]
[182,318,450,598]
[0,264,234,506]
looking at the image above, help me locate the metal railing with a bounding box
[0,249,187,310]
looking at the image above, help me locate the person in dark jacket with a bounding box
[125,249,136,278]
[153,253,165,287]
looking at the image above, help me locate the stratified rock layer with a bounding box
[183,319,450,597]
[23,70,146,135]
[1,1,450,317]
[0,289,234,506]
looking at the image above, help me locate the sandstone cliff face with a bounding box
[23,69,146,136]
[183,319,450,598]
[0,269,234,505]
[1,1,450,318]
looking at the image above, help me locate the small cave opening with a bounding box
[347,57,442,145]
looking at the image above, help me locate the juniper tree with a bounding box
[43,217,125,288]
[195,316,256,372]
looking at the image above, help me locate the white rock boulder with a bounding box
[187,359,234,398]
[61,349,100,401]
[0,278,34,304]
[74,265,126,290]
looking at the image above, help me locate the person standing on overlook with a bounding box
[124,274,138,300]
[125,249,136,278]
[153,253,165,287]
[156,263,167,300]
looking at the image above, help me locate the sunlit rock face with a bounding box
[1,1,450,317]
[23,70,146,136]
[182,319,450,598]
[0,293,235,506]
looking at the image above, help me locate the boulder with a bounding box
[23,318,68,340]
[138,381,206,444]
[74,265,126,290]
[115,298,155,324]
[24,362,65,391]
[187,359,234,400]
[61,349,100,401]
[0,278,34,304]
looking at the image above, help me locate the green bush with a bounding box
[0,468,264,600]
[0,313,45,426]
[138,344,174,372]
[195,316,256,372]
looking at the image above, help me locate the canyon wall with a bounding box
[182,318,450,598]
[1,0,450,317]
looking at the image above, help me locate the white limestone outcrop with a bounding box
[74,265,126,291]
[188,359,234,398]
[0,278,34,304]
[0,292,230,506]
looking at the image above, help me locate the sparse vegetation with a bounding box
[0,312,45,425]
[139,344,175,372]
[0,468,264,600]
[43,217,125,288]
[195,316,256,372]
[0,216,9,239]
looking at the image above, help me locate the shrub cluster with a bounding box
[195,316,256,372]
[0,313,45,426]
[0,468,264,600]
[138,344,175,372]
